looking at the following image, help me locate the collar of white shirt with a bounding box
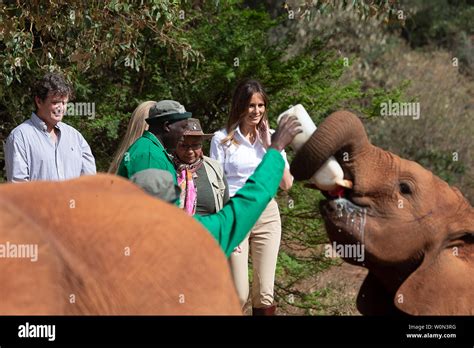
[31,112,63,132]
[235,125,262,148]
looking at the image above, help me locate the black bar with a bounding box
[0,316,473,346]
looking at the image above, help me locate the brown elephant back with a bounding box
[0,174,241,315]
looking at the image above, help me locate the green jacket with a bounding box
[117,131,180,206]
[118,130,284,257]
[118,131,177,184]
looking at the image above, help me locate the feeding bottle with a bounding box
[277,104,353,191]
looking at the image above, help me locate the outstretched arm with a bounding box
[195,148,284,257]
[195,115,302,257]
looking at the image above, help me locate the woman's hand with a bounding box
[258,119,272,149]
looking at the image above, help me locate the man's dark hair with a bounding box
[32,73,74,103]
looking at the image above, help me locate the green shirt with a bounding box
[118,131,177,184]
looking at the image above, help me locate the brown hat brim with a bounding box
[183,132,214,139]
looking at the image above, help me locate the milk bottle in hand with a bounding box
[277,104,353,191]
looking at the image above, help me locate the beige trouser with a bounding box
[229,199,281,309]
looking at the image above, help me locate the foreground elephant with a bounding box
[0,174,241,315]
[291,111,474,315]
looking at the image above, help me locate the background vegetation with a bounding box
[1,0,472,314]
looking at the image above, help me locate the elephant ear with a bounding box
[395,219,474,315]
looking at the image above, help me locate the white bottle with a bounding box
[277,104,352,191]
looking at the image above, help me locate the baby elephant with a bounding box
[291,111,474,315]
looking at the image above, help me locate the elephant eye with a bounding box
[399,182,412,195]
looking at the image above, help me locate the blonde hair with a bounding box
[108,101,155,174]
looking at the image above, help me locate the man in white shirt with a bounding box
[4,73,96,182]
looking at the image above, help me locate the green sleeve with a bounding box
[194,148,284,257]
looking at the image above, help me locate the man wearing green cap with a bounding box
[118,100,302,259]
[118,100,191,182]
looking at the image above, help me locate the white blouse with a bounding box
[210,126,290,197]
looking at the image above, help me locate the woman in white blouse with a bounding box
[210,79,293,315]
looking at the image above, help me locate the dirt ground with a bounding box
[243,261,368,316]
[279,262,368,315]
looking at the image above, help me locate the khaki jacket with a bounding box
[203,156,226,212]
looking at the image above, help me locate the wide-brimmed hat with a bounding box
[146,100,192,124]
[130,169,181,203]
[182,118,214,139]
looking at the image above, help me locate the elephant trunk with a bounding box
[290,110,370,181]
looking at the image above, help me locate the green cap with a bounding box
[130,169,181,203]
[146,100,192,124]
